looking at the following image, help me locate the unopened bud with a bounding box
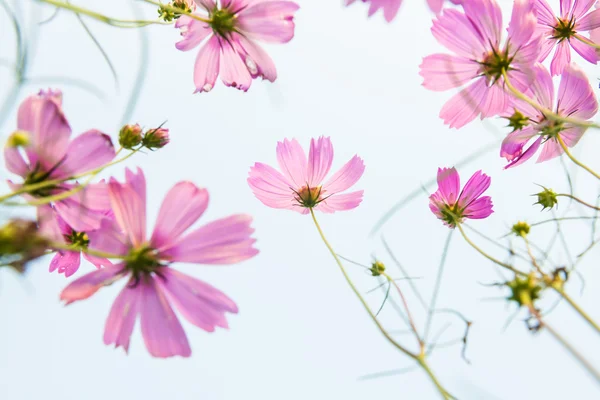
[534,187,558,211]
[143,127,170,150]
[119,124,143,149]
[506,273,543,308]
[369,261,386,277]
[511,221,530,237]
[506,110,529,132]
[6,130,30,148]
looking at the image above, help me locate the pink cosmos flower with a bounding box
[419,0,541,128]
[429,167,493,228]
[247,136,365,214]
[534,0,600,75]
[38,205,113,278]
[4,90,116,231]
[500,63,598,168]
[60,168,258,357]
[345,0,462,22]
[175,0,299,92]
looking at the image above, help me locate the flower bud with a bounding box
[119,124,143,149]
[534,187,558,210]
[0,219,49,273]
[143,127,170,150]
[369,261,386,277]
[158,0,195,22]
[506,273,542,308]
[511,221,530,237]
[6,130,30,148]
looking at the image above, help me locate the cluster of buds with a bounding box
[119,124,170,150]
[0,219,49,273]
[157,0,194,22]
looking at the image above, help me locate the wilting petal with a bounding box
[194,35,221,93]
[160,214,258,264]
[49,251,81,277]
[4,146,28,177]
[57,130,115,178]
[237,1,299,43]
[436,167,460,205]
[457,170,491,209]
[103,281,142,353]
[557,63,598,119]
[219,39,252,91]
[322,155,365,195]
[87,218,129,257]
[109,178,146,248]
[276,138,307,187]
[175,16,211,51]
[247,162,295,209]
[550,40,571,75]
[60,264,126,304]
[463,196,493,219]
[158,268,237,332]
[420,54,479,91]
[82,253,113,269]
[318,191,363,213]
[236,35,277,81]
[140,278,191,358]
[307,136,333,187]
[151,182,209,249]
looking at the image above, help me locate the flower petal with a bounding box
[317,191,363,213]
[439,78,488,128]
[56,130,115,178]
[108,172,146,248]
[50,251,82,277]
[504,136,543,168]
[159,214,258,264]
[194,35,221,93]
[463,196,493,219]
[570,35,599,63]
[175,16,212,51]
[247,162,295,209]
[307,136,333,187]
[87,218,130,256]
[60,263,126,304]
[557,63,598,120]
[436,167,460,205]
[431,8,487,58]
[322,155,365,195]
[550,40,571,75]
[219,39,252,91]
[82,253,113,269]
[457,170,491,209]
[236,1,299,43]
[419,54,479,91]
[151,182,209,249]
[276,138,308,188]
[235,35,277,82]
[4,146,28,177]
[103,281,142,353]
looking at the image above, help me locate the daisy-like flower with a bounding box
[345,0,462,22]
[429,167,493,228]
[534,0,600,75]
[38,205,112,278]
[247,136,365,214]
[175,0,299,92]
[4,90,116,231]
[419,0,541,128]
[500,63,598,168]
[60,168,258,358]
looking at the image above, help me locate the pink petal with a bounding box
[317,191,364,213]
[4,146,28,176]
[175,16,211,51]
[536,137,564,162]
[570,35,599,63]
[159,214,258,264]
[461,0,503,48]
[322,155,365,195]
[427,0,444,14]
[276,138,308,188]
[537,33,557,62]
[419,54,479,91]
[151,182,209,249]
[50,250,82,277]
[87,218,130,256]
[235,35,277,82]
[108,174,146,248]
[54,197,112,232]
[307,136,333,187]
[500,127,539,161]
[572,0,596,19]
[577,8,600,30]
[247,162,296,209]
[57,130,115,178]
[63,181,112,212]
[436,167,460,205]
[439,78,488,128]
[37,204,64,242]
[194,0,216,10]
[550,40,571,75]
[236,1,299,43]
[140,277,191,358]
[17,91,71,170]
[557,63,598,120]
[507,0,537,48]
[505,136,543,168]
[457,170,491,209]
[157,268,237,332]
[561,0,574,17]
[219,39,252,91]
[534,0,557,27]
[463,196,493,219]
[103,281,142,353]
[60,263,126,304]
[194,35,221,93]
[431,9,487,59]
[82,253,113,269]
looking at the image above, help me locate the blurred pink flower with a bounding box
[175,0,299,92]
[534,0,600,75]
[38,205,113,278]
[429,167,493,228]
[419,0,540,128]
[60,168,258,358]
[248,136,365,214]
[4,90,116,231]
[345,0,462,22]
[501,63,598,168]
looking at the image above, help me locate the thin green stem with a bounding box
[556,135,600,180]
[574,34,600,50]
[521,234,543,275]
[557,193,600,211]
[38,0,170,27]
[417,357,453,400]
[49,241,125,260]
[552,287,600,336]
[141,0,211,23]
[383,271,422,347]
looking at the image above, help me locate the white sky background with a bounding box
[1,0,600,398]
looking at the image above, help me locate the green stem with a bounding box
[556,135,600,181]
[557,193,600,211]
[49,241,125,260]
[38,0,170,27]
[383,271,423,347]
[141,0,211,23]
[574,34,600,51]
[417,356,453,400]
[552,287,600,336]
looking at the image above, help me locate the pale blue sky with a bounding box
[1,0,600,399]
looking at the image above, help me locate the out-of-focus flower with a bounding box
[38,205,113,278]
[511,221,530,236]
[344,0,463,22]
[500,63,598,168]
[4,90,116,231]
[248,136,365,214]
[119,124,143,150]
[0,219,49,273]
[142,127,170,150]
[419,0,540,128]
[429,167,493,228]
[534,0,600,75]
[159,0,196,22]
[60,168,258,358]
[175,0,299,92]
